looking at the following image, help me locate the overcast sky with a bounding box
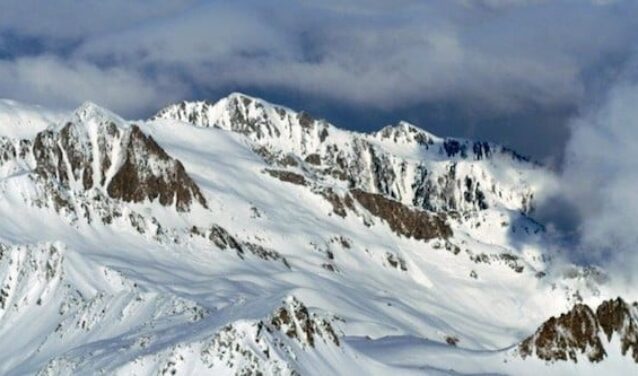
[1,0,636,163]
[2,0,638,278]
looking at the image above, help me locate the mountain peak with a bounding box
[225,91,260,103]
[0,95,626,375]
[374,121,440,145]
[519,297,638,363]
[32,111,207,212]
[71,101,125,125]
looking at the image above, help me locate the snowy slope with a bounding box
[0,94,634,375]
[0,99,65,139]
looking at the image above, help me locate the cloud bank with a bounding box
[1,1,636,118]
[557,77,638,280]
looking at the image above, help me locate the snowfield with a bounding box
[0,94,635,375]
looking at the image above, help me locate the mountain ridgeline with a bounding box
[154,94,542,215]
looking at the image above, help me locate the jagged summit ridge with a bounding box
[154,93,550,215]
[154,92,529,162]
[70,101,126,126]
[0,102,207,214]
[373,121,439,145]
[32,110,207,211]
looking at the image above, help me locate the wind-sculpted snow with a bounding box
[0,97,634,375]
[0,241,210,375]
[36,295,343,376]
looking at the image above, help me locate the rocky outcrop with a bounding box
[270,296,340,348]
[0,137,32,177]
[191,225,291,268]
[106,126,206,211]
[176,297,339,376]
[0,242,64,314]
[265,169,308,186]
[519,297,638,363]
[31,105,206,212]
[351,189,452,241]
[597,298,638,362]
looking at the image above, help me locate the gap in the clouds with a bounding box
[0,31,80,59]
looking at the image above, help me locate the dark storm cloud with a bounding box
[0,0,637,161]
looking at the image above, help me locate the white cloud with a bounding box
[559,81,638,279]
[0,56,185,115]
[57,0,630,113]
[1,1,635,114]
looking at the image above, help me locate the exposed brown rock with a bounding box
[33,121,206,212]
[0,137,32,170]
[199,225,290,268]
[596,298,638,362]
[445,336,460,346]
[318,127,329,142]
[279,154,299,167]
[304,153,321,166]
[297,112,314,129]
[520,297,638,364]
[319,188,354,218]
[107,126,207,211]
[252,146,277,164]
[270,297,340,347]
[207,225,243,253]
[520,304,605,363]
[264,169,308,186]
[322,263,336,272]
[386,252,407,271]
[350,189,452,241]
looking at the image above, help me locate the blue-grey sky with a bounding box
[0,0,636,163]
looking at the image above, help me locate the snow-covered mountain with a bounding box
[0,94,635,375]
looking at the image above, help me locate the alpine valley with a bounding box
[0,94,635,375]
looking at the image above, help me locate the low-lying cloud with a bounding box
[556,77,638,280]
[0,56,186,115]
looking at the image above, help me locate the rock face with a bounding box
[191,224,291,268]
[519,297,638,363]
[191,297,340,376]
[31,104,206,212]
[270,296,340,348]
[597,298,638,362]
[351,189,452,241]
[106,126,206,211]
